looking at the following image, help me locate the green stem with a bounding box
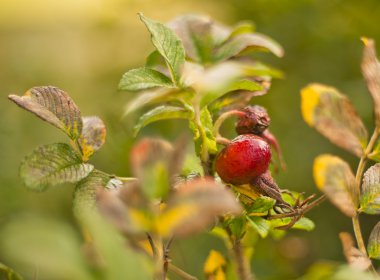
[352,129,379,268]
[213,110,245,139]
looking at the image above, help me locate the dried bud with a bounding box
[235,105,271,135]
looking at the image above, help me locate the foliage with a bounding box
[301,37,380,274]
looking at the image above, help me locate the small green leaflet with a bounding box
[139,13,185,86]
[20,143,94,191]
[360,163,380,214]
[368,222,380,260]
[247,196,276,215]
[270,217,315,232]
[246,216,270,238]
[118,67,174,91]
[133,105,193,136]
[9,86,83,140]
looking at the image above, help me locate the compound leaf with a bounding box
[360,163,380,214]
[133,105,193,136]
[313,154,357,217]
[301,83,368,157]
[118,67,174,91]
[78,116,106,161]
[9,86,82,140]
[139,13,185,86]
[20,143,93,191]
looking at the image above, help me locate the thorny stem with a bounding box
[352,128,379,271]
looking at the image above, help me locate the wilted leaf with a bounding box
[133,105,193,136]
[247,196,276,215]
[20,143,93,191]
[118,67,174,91]
[0,263,23,280]
[246,216,270,238]
[168,14,230,64]
[9,86,82,140]
[361,38,380,127]
[204,250,226,280]
[367,222,380,260]
[139,13,185,85]
[78,116,106,161]
[360,164,380,214]
[340,232,371,270]
[313,154,357,217]
[229,21,256,37]
[301,84,368,157]
[157,178,242,237]
[214,33,284,62]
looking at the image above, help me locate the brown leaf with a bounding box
[361,38,380,127]
[9,86,82,140]
[157,177,242,237]
[79,116,106,161]
[301,84,367,157]
[313,154,357,217]
[339,232,371,271]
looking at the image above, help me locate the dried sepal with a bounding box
[339,232,371,270]
[301,83,367,157]
[313,154,357,217]
[360,163,380,214]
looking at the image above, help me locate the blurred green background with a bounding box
[1,0,380,279]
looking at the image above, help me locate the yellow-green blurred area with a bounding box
[1,0,380,279]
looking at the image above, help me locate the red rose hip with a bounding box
[215,134,271,185]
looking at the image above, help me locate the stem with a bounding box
[231,237,254,280]
[213,110,245,139]
[224,225,254,280]
[352,129,379,268]
[193,103,211,176]
[168,264,198,280]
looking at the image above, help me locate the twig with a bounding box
[352,129,379,272]
[168,263,198,280]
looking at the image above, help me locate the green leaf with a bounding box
[123,87,191,116]
[145,50,165,67]
[361,38,380,127]
[139,13,185,85]
[200,79,263,108]
[246,216,270,238]
[214,33,284,62]
[78,116,106,161]
[20,143,93,191]
[118,67,174,91]
[360,163,380,214]
[0,263,23,280]
[168,14,230,64]
[270,217,315,232]
[247,196,276,215]
[313,154,357,217]
[368,222,380,260]
[9,86,82,140]
[0,216,93,280]
[200,107,217,154]
[133,105,193,136]
[229,21,256,37]
[301,84,368,157]
[72,170,113,222]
